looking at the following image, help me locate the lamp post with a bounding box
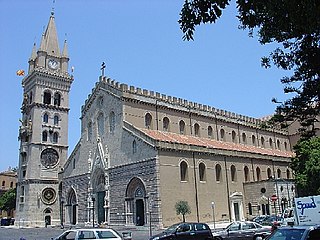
[92,197,96,228]
[211,201,216,230]
[149,199,152,237]
[61,200,64,229]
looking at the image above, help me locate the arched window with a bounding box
[208,126,213,138]
[180,161,188,181]
[54,92,61,106]
[132,140,137,154]
[10,182,13,188]
[179,120,185,135]
[232,131,237,143]
[97,112,104,137]
[277,169,282,179]
[29,91,33,104]
[286,169,291,179]
[54,115,59,125]
[284,142,288,151]
[163,117,170,132]
[42,131,48,142]
[242,133,247,144]
[269,138,273,149]
[277,140,281,150]
[87,122,92,141]
[145,113,152,129]
[215,164,222,182]
[231,165,237,182]
[53,132,58,143]
[252,135,256,146]
[256,167,261,181]
[2,181,5,187]
[199,163,206,182]
[244,166,250,182]
[109,111,115,134]
[194,123,200,137]
[261,137,265,147]
[43,113,49,123]
[220,129,225,141]
[43,91,51,104]
[267,168,272,179]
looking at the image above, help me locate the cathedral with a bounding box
[16,12,296,228]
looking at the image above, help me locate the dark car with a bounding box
[265,224,320,240]
[149,222,213,240]
[213,221,272,240]
[261,216,283,226]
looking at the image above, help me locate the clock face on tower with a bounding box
[48,59,59,70]
[40,148,59,168]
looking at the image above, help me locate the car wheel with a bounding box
[213,237,223,240]
[254,236,264,240]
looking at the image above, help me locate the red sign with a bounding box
[271,195,278,202]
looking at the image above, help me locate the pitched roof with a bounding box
[140,129,293,158]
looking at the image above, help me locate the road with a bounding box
[0,226,158,240]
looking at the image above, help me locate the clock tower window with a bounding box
[53,132,59,143]
[54,115,59,125]
[43,91,51,105]
[43,113,49,123]
[53,92,61,106]
[42,131,48,142]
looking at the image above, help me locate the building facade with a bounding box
[16,11,73,227]
[0,169,17,219]
[17,12,295,229]
[59,76,294,228]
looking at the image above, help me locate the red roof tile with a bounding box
[140,129,293,158]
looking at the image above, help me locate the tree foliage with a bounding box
[179,0,320,137]
[175,200,191,222]
[0,188,16,212]
[291,137,320,196]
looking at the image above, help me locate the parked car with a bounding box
[52,228,131,240]
[0,218,14,226]
[213,221,272,240]
[265,224,320,240]
[261,216,283,226]
[149,222,214,240]
[253,215,268,224]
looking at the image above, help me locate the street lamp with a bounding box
[60,200,64,229]
[211,201,216,230]
[149,199,152,237]
[92,197,96,228]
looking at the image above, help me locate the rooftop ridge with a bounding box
[83,76,284,132]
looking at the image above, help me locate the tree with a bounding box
[0,188,16,214]
[175,200,191,222]
[179,0,320,137]
[291,136,320,196]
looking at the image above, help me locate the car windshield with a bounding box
[269,228,306,240]
[165,223,181,233]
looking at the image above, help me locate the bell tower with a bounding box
[16,11,73,227]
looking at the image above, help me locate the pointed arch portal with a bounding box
[92,168,107,224]
[66,188,77,225]
[125,177,147,226]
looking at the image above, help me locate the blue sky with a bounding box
[0,0,289,172]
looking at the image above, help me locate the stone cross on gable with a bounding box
[101,62,106,76]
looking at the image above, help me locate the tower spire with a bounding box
[62,38,68,58]
[40,10,60,57]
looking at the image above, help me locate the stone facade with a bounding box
[16,12,73,227]
[0,170,17,219]
[59,76,294,228]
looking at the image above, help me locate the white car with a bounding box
[52,228,131,240]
